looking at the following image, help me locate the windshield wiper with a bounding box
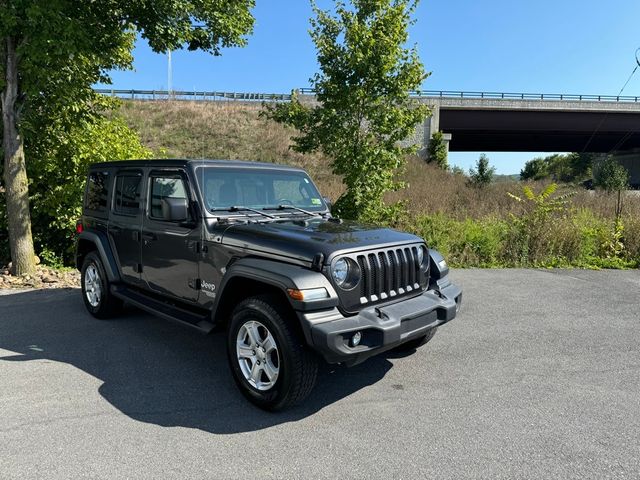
[210,206,276,219]
[264,205,325,217]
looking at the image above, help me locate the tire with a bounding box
[393,327,438,352]
[227,295,318,411]
[81,251,123,319]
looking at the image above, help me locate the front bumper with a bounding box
[299,281,462,366]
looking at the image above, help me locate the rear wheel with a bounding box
[227,295,318,411]
[394,327,438,352]
[81,252,123,319]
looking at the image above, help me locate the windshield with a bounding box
[195,167,327,213]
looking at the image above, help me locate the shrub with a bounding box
[24,115,152,266]
[427,131,448,169]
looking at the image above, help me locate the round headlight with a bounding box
[417,246,428,269]
[332,257,360,289]
[333,258,349,286]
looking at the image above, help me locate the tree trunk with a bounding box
[1,36,36,275]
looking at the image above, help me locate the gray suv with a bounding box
[76,159,462,410]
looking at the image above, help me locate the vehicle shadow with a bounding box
[0,288,393,434]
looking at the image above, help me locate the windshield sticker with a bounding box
[311,198,322,205]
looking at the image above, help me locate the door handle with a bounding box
[110,226,122,233]
[142,232,157,241]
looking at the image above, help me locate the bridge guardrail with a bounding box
[95,88,640,103]
[299,88,640,103]
[93,88,292,101]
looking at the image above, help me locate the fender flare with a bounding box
[76,230,122,283]
[211,257,339,317]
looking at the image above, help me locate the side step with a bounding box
[111,285,215,333]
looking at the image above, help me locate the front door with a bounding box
[141,170,200,302]
[109,170,144,285]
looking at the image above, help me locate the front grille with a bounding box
[356,246,423,305]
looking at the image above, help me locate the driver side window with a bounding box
[149,175,188,221]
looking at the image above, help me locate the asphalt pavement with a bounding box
[1,269,639,479]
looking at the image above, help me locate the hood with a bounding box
[218,218,422,263]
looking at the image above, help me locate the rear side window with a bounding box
[86,171,109,212]
[113,174,142,215]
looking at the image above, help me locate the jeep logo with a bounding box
[201,280,216,291]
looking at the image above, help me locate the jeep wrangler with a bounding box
[76,159,462,410]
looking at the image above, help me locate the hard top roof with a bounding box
[88,158,305,171]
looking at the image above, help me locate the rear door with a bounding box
[108,170,144,285]
[141,169,200,302]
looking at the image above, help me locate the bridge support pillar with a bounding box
[414,105,444,160]
[418,104,452,161]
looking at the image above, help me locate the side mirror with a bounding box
[161,197,188,222]
[323,196,333,211]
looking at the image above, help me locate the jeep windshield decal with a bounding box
[195,166,328,215]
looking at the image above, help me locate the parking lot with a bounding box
[1,269,639,479]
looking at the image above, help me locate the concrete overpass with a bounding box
[97,87,640,168]
[409,91,640,154]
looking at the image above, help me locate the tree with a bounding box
[593,156,629,219]
[1,0,255,275]
[469,153,495,188]
[426,131,448,169]
[265,0,429,222]
[520,157,549,181]
[520,153,594,182]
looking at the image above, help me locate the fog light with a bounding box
[351,331,362,347]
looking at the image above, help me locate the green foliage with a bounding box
[26,112,153,264]
[601,217,625,260]
[520,157,549,181]
[593,156,629,219]
[504,184,579,266]
[265,0,429,222]
[520,153,594,182]
[593,156,629,193]
[468,153,495,188]
[401,208,638,269]
[426,131,448,169]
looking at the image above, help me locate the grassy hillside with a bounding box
[118,100,344,201]
[118,100,637,220]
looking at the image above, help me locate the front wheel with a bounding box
[227,295,318,411]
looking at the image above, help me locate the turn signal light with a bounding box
[287,288,329,301]
[75,222,83,234]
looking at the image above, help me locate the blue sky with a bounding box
[101,0,640,174]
